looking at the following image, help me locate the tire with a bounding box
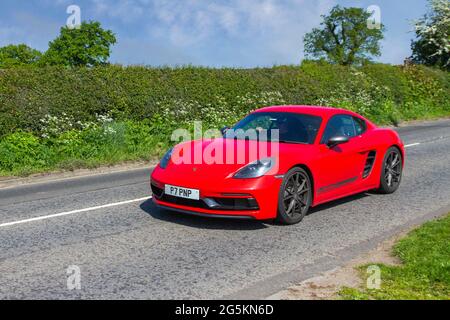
[276,167,312,225]
[377,146,403,194]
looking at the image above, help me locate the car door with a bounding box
[314,114,367,201]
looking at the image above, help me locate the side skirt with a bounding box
[312,184,378,207]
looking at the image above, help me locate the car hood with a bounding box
[163,138,313,180]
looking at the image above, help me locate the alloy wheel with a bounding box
[384,150,402,188]
[282,171,310,218]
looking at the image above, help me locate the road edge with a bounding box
[224,202,450,300]
[0,161,158,189]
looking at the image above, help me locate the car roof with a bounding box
[254,105,355,117]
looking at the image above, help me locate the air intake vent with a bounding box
[363,151,377,179]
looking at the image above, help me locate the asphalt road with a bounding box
[0,119,449,299]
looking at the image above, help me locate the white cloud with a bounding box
[92,0,150,23]
[111,37,196,65]
[0,11,61,51]
[89,0,335,45]
[1,0,419,66]
[142,0,337,63]
[1,0,338,66]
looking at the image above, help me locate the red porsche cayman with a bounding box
[151,106,404,225]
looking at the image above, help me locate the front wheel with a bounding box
[377,147,403,194]
[276,167,312,225]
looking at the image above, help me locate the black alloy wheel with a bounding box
[276,167,312,225]
[378,147,403,194]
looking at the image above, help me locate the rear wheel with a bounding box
[276,167,312,225]
[378,147,403,194]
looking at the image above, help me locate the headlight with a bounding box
[159,148,173,169]
[233,158,275,179]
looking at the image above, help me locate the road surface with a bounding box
[0,119,449,299]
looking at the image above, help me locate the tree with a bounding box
[41,21,116,67]
[0,44,42,68]
[304,6,385,66]
[411,0,450,70]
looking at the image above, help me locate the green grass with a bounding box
[0,121,170,177]
[340,214,450,300]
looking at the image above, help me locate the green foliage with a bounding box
[340,214,450,300]
[41,21,117,67]
[0,120,167,176]
[411,0,450,70]
[0,63,448,176]
[304,5,385,65]
[0,44,42,68]
[0,63,448,139]
[0,131,50,174]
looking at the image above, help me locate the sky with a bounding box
[0,0,429,67]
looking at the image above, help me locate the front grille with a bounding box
[211,197,259,210]
[158,194,259,211]
[152,181,260,211]
[160,194,209,209]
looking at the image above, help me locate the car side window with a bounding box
[353,117,367,136]
[321,115,357,144]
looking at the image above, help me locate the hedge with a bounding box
[0,62,449,137]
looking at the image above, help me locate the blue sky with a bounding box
[0,0,428,67]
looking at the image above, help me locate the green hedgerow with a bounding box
[0,63,448,176]
[0,63,448,138]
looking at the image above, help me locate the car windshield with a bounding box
[224,112,322,144]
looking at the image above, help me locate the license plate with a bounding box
[164,184,200,200]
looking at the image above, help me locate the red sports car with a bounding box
[151,106,404,225]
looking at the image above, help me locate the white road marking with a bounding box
[0,141,427,229]
[405,143,421,148]
[0,196,151,228]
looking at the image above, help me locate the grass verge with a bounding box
[340,214,450,300]
[0,120,169,177]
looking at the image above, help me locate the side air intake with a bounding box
[363,151,377,179]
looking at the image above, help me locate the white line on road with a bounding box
[405,143,421,148]
[0,196,151,228]
[0,142,425,228]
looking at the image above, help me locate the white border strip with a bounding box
[0,197,151,228]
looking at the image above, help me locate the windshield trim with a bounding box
[225,112,323,145]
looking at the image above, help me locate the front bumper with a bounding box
[150,169,282,220]
[153,200,256,220]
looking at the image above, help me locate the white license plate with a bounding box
[164,184,200,200]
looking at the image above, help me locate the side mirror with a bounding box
[327,136,349,148]
[220,126,230,136]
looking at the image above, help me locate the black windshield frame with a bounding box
[225,112,323,145]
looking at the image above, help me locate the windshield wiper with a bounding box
[276,140,308,145]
